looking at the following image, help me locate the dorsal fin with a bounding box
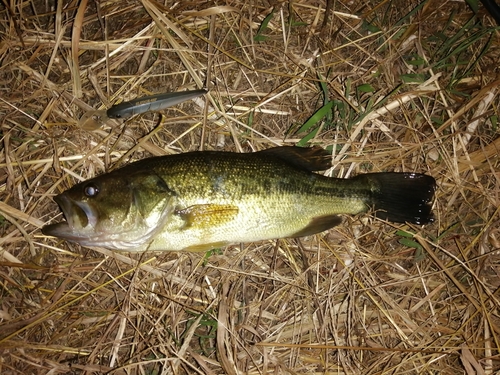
[257,146,332,171]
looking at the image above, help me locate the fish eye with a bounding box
[84,183,99,197]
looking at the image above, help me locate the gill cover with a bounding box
[43,171,176,250]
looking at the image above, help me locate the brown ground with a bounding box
[1,0,500,374]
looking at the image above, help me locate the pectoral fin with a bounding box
[177,204,239,229]
[291,215,342,237]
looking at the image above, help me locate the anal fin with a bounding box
[291,215,343,237]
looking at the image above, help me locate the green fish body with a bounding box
[42,147,436,252]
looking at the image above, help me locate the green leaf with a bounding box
[396,230,414,238]
[407,54,426,66]
[202,247,223,265]
[297,126,320,147]
[396,231,425,261]
[431,116,444,126]
[296,101,334,134]
[398,238,424,252]
[357,83,375,93]
[345,78,351,95]
[465,0,479,13]
[490,114,498,131]
[247,109,254,128]
[363,21,381,33]
[400,73,426,83]
[254,9,274,42]
[394,0,428,26]
[333,99,346,122]
[253,34,268,42]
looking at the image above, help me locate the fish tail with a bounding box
[354,173,437,224]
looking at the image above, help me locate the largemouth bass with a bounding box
[42,146,436,252]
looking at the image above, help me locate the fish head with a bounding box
[42,171,176,250]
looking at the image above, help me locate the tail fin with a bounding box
[354,173,436,224]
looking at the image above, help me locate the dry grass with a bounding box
[1,0,500,373]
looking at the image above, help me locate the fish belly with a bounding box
[145,190,366,252]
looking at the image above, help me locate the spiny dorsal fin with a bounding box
[257,146,332,171]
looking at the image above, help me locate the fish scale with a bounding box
[42,146,436,252]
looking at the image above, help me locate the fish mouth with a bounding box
[42,194,96,240]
